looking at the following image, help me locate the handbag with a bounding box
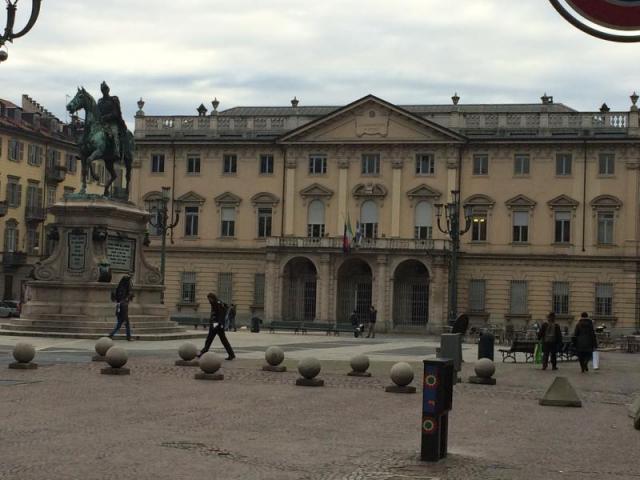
[534,342,542,364]
[592,351,600,370]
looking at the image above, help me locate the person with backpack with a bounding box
[537,312,562,370]
[108,274,134,341]
[198,293,235,360]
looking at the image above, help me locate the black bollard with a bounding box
[478,331,495,361]
[421,358,454,462]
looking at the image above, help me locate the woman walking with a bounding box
[573,312,598,373]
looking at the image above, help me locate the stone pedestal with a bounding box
[262,365,287,372]
[296,378,324,387]
[348,371,372,377]
[9,362,38,370]
[101,367,130,375]
[195,372,224,381]
[468,376,496,385]
[384,385,416,393]
[1,196,187,339]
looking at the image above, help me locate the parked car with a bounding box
[0,300,20,318]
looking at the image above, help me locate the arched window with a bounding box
[414,201,433,239]
[307,200,325,238]
[360,201,378,238]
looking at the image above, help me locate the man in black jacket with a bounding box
[537,312,562,370]
[198,293,235,360]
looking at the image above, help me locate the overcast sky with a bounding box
[2,0,640,124]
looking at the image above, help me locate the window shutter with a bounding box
[221,207,235,221]
[415,201,432,227]
[308,200,324,225]
[510,281,528,314]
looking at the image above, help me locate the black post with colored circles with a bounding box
[421,358,454,462]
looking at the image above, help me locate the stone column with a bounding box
[337,158,349,233]
[264,252,279,322]
[317,254,331,322]
[391,158,403,238]
[446,158,458,201]
[284,157,297,236]
[429,256,449,335]
[375,254,388,332]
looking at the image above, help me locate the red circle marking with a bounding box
[423,418,437,433]
[424,374,438,388]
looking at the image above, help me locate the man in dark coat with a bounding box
[573,312,598,373]
[198,293,235,360]
[108,274,134,341]
[366,305,377,338]
[350,309,361,338]
[537,312,562,370]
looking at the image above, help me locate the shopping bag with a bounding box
[592,351,600,370]
[534,342,542,364]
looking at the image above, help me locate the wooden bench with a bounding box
[172,315,208,329]
[267,321,302,334]
[301,322,335,335]
[498,339,535,363]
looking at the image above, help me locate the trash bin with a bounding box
[250,317,261,333]
[478,331,495,361]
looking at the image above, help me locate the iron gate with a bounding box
[393,260,430,327]
[337,278,372,323]
[282,258,317,321]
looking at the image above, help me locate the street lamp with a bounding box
[148,186,180,303]
[434,190,473,327]
[0,1,43,63]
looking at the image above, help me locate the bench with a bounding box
[334,323,357,336]
[498,339,535,363]
[301,322,335,335]
[172,315,208,329]
[268,321,302,334]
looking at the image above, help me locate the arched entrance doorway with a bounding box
[393,260,429,328]
[282,257,317,322]
[336,258,372,323]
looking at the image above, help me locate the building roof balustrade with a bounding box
[266,236,450,252]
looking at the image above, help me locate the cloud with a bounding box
[2,0,639,125]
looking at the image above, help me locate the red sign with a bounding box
[550,0,640,41]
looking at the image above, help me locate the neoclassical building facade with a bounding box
[132,94,640,334]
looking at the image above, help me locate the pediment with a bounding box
[505,194,537,209]
[548,194,579,209]
[177,191,205,204]
[251,192,280,205]
[406,184,442,199]
[215,191,242,206]
[278,95,466,144]
[590,194,622,209]
[299,183,334,198]
[352,183,388,198]
[463,194,495,207]
[142,190,163,201]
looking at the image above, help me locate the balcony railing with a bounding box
[266,236,450,251]
[25,205,46,223]
[45,165,67,183]
[0,201,7,218]
[2,252,27,267]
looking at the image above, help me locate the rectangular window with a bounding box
[257,207,272,238]
[598,153,615,175]
[554,211,571,243]
[218,272,233,304]
[472,154,488,175]
[151,154,165,173]
[254,273,265,307]
[307,224,325,238]
[26,184,39,208]
[309,154,327,175]
[510,280,528,314]
[223,154,237,174]
[469,280,486,313]
[46,187,56,207]
[512,211,529,243]
[47,149,60,168]
[596,211,614,245]
[6,180,21,208]
[414,226,433,240]
[187,155,201,174]
[221,207,235,237]
[4,225,17,252]
[184,206,199,237]
[180,272,196,304]
[8,139,24,162]
[361,153,380,175]
[555,153,572,176]
[471,214,487,241]
[552,282,569,315]
[514,154,530,176]
[415,154,435,175]
[28,144,44,166]
[260,154,274,174]
[595,283,613,317]
[65,153,77,173]
[26,227,39,255]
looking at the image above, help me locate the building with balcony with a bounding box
[0,95,103,302]
[132,93,640,334]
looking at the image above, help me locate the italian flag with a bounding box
[343,213,354,254]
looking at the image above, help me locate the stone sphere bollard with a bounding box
[348,354,371,377]
[385,362,416,393]
[296,357,324,387]
[469,358,497,385]
[9,343,37,369]
[263,346,286,372]
[101,347,130,375]
[195,352,224,380]
[93,337,114,361]
[176,343,199,366]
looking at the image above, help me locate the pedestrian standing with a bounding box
[199,293,235,360]
[349,309,360,338]
[573,312,598,373]
[366,305,377,338]
[537,312,562,370]
[108,274,134,341]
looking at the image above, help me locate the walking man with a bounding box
[537,312,562,370]
[199,293,235,360]
[366,305,377,338]
[573,312,598,373]
[108,274,134,341]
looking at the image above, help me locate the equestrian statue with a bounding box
[66,82,134,197]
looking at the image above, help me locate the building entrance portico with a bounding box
[392,259,430,328]
[336,257,373,323]
[281,257,317,322]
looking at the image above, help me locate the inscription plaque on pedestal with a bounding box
[107,235,136,272]
[68,232,87,272]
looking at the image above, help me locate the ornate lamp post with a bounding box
[434,190,473,327]
[148,186,180,303]
[0,0,43,63]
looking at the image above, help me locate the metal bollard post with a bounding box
[421,358,454,462]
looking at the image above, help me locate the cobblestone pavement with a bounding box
[0,335,639,480]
